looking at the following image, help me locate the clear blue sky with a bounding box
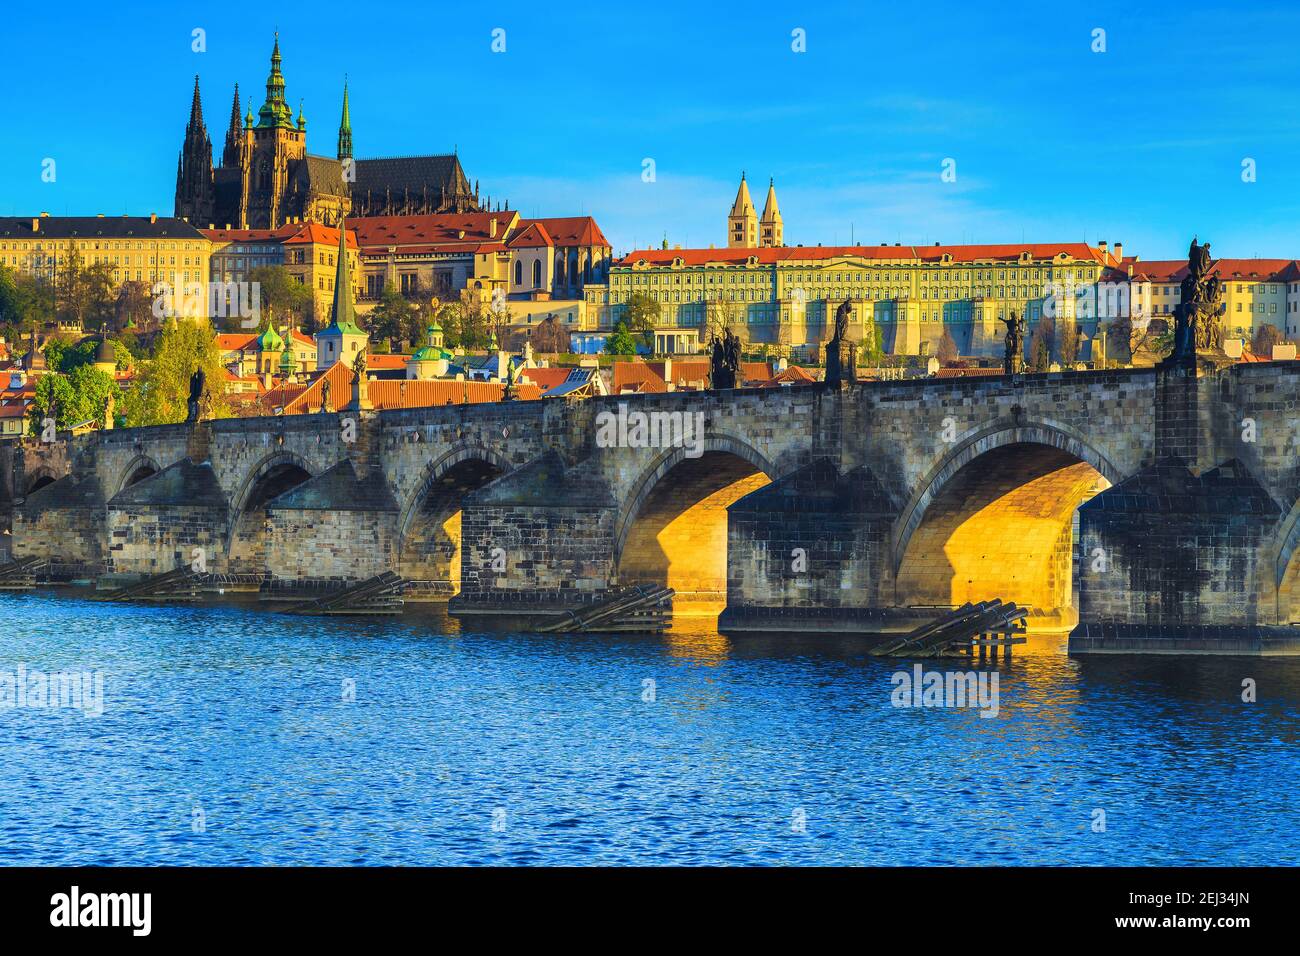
[2,1,1299,261]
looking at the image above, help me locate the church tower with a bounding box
[174,75,215,224]
[244,34,307,228]
[727,172,758,248]
[337,80,353,162]
[760,178,783,248]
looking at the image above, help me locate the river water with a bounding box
[0,591,1296,866]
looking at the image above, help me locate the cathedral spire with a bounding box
[337,78,353,161]
[175,76,214,223]
[258,33,292,128]
[188,75,204,128]
[222,83,242,167]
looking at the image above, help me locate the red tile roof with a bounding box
[507,222,554,249]
[366,380,542,409]
[365,353,411,371]
[282,223,359,249]
[1125,258,1299,283]
[757,365,819,387]
[201,225,301,243]
[350,211,518,253]
[618,242,1119,269]
[611,360,668,394]
[647,359,711,388]
[281,361,541,413]
[520,367,572,391]
[215,333,258,352]
[516,216,609,248]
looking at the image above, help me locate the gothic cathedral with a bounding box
[175,35,483,229]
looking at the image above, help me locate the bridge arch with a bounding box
[397,443,514,597]
[225,451,316,571]
[614,433,776,614]
[113,454,162,496]
[893,420,1123,629]
[1269,495,1300,623]
[24,469,59,495]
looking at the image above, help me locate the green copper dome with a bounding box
[257,322,285,352]
[412,344,452,362]
[279,345,297,372]
[256,34,296,129]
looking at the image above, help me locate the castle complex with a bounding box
[175,36,482,230]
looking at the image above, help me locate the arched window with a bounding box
[533,260,542,287]
[556,257,566,287]
[515,261,523,286]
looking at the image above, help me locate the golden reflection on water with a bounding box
[664,606,731,664]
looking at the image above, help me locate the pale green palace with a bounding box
[585,240,1118,358]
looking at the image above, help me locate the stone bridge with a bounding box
[5,356,1300,653]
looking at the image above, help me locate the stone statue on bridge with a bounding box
[1000,310,1025,375]
[1171,235,1227,360]
[320,377,332,414]
[185,368,206,423]
[709,332,740,390]
[825,298,856,386]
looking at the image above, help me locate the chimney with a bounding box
[1097,240,1108,256]
[31,218,39,233]
[1113,241,1123,262]
[489,217,498,239]
[150,213,158,224]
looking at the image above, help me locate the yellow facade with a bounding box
[0,216,211,296]
[587,244,1111,357]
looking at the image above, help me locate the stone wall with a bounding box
[265,509,399,585]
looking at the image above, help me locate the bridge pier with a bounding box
[1069,356,1300,654]
[1069,458,1293,653]
[263,460,400,589]
[718,459,918,633]
[102,458,230,586]
[451,451,619,622]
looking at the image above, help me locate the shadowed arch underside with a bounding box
[227,458,314,573]
[617,450,771,614]
[399,455,506,597]
[895,442,1110,628]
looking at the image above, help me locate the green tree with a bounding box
[859,311,884,365]
[248,266,312,333]
[51,248,116,331]
[120,320,228,426]
[113,280,154,334]
[1028,315,1055,371]
[28,365,119,431]
[623,292,660,349]
[604,321,638,356]
[50,337,133,373]
[0,264,19,327]
[29,373,75,431]
[367,284,417,348]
